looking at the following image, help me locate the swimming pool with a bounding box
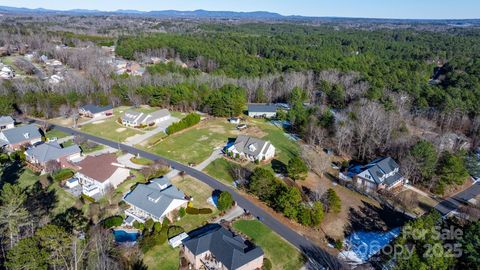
[113,229,140,243]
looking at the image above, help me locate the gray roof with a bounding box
[232,135,271,157]
[248,103,277,113]
[81,104,113,114]
[25,141,81,163]
[123,177,186,219]
[184,226,264,270]
[121,109,170,124]
[362,157,402,186]
[0,116,14,126]
[1,124,41,144]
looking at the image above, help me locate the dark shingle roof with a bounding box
[362,157,402,186]
[25,141,81,163]
[231,135,270,157]
[81,104,113,114]
[0,116,14,126]
[248,103,277,113]
[184,226,264,270]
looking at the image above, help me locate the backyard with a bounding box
[233,219,305,270]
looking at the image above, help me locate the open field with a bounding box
[203,158,239,185]
[233,219,305,270]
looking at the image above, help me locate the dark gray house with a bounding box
[183,226,264,270]
[247,103,277,118]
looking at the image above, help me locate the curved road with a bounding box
[33,120,342,270]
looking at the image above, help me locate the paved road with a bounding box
[30,119,342,270]
[435,182,480,216]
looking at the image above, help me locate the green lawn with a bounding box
[45,129,69,140]
[130,156,154,166]
[143,244,179,270]
[203,158,239,185]
[17,169,39,189]
[233,220,305,270]
[170,111,186,119]
[80,116,143,142]
[139,118,236,165]
[49,182,77,216]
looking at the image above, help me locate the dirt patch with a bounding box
[116,128,126,133]
[92,120,105,125]
[198,135,209,141]
[241,126,267,138]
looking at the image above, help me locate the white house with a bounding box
[123,177,188,224]
[75,153,130,199]
[227,135,275,162]
[0,116,14,130]
[248,104,277,118]
[121,109,171,128]
[340,157,405,191]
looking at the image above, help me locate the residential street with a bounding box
[435,182,480,215]
[29,119,342,270]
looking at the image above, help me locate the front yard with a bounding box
[233,219,305,270]
[80,116,143,142]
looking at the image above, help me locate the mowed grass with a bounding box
[172,177,219,231]
[233,220,305,270]
[203,158,238,185]
[140,118,237,165]
[45,129,69,139]
[17,168,39,189]
[80,116,143,142]
[143,244,179,270]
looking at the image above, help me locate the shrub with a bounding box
[334,239,344,250]
[165,113,201,135]
[102,216,123,228]
[144,218,154,232]
[217,191,234,211]
[262,258,273,270]
[133,221,144,230]
[81,194,95,203]
[167,225,185,238]
[326,188,341,213]
[52,169,74,182]
[153,222,162,232]
[198,208,213,214]
[179,207,186,218]
[186,207,200,215]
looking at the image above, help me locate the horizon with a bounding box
[0,0,479,20]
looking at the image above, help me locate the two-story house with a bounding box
[226,135,275,162]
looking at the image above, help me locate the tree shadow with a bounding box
[271,159,287,174]
[26,182,57,222]
[300,244,346,270]
[345,200,411,235]
[0,160,25,187]
[53,207,90,233]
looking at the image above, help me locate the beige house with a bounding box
[183,225,264,270]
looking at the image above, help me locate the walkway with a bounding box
[24,118,343,270]
[117,153,145,170]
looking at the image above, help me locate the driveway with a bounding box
[435,182,480,215]
[117,153,145,170]
[124,117,180,146]
[214,205,244,223]
[194,148,223,170]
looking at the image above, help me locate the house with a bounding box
[25,141,81,169]
[121,109,170,128]
[79,104,114,118]
[123,176,188,224]
[75,154,130,198]
[0,124,42,151]
[248,104,277,118]
[340,157,405,191]
[0,116,14,130]
[226,135,275,162]
[183,225,264,270]
[228,117,240,124]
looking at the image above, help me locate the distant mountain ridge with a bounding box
[0,5,286,19]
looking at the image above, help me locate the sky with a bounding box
[0,0,478,19]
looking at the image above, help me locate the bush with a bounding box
[217,191,234,211]
[153,222,162,232]
[144,218,154,232]
[179,207,186,218]
[165,113,201,135]
[186,207,200,215]
[198,208,213,214]
[81,194,95,203]
[262,258,273,270]
[168,225,185,238]
[52,169,74,182]
[103,216,123,228]
[334,239,344,250]
[326,188,341,213]
[133,221,144,230]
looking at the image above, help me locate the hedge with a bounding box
[186,207,213,215]
[52,169,74,182]
[168,225,185,238]
[165,113,200,135]
[81,194,96,203]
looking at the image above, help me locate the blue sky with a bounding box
[0,0,478,19]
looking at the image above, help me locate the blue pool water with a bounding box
[346,227,401,262]
[113,230,140,243]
